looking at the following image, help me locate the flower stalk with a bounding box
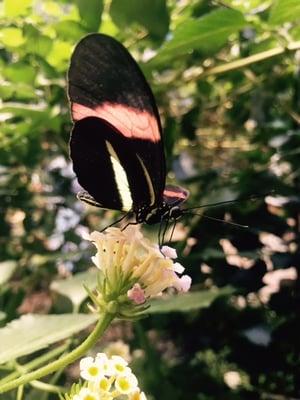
[0,226,191,395]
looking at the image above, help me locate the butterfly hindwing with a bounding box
[68,34,166,210]
[163,185,189,207]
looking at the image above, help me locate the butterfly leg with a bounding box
[168,218,178,243]
[101,213,129,232]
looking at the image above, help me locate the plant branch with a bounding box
[0,312,115,394]
[189,41,300,80]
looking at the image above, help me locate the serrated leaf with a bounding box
[0,313,98,364]
[148,287,234,313]
[149,8,246,66]
[76,0,103,31]
[269,0,300,25]
[110,0,169,39]
[0,261,17,285]
[51,269,98,307]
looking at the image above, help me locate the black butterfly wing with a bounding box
[68,33,166,211]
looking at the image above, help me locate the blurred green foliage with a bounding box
[1,0,300,399]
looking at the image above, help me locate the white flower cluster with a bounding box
[70,353,146,400]
[86,226,191,305]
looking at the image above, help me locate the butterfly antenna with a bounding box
[185,211,249,229]
[183,192,274,212]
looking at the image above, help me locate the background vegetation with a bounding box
[1,0,300,399]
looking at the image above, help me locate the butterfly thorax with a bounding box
[135,203,183,225]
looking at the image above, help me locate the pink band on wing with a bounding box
[72,102,160,143]
[163,190,188,199]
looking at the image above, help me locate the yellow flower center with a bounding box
[116,364,125,372]
[118,377,130,391]
[131,392,140,400]
[99,377,109,391]
[83,395,95,400]
[88,366,99,376]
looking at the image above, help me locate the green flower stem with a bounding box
[0,312,115,394]
[30,380,66,393]
[0,343,70,385]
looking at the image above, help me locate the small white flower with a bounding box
[110,355,131,376]
[223,370,242,389]
[128,390,147,400]
[95,353,113,376]
[72,387,99,400]
[79,356,104,382]
[115,372,138,394]
[92,376,114,393]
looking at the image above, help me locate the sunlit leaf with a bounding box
[0,314,98,364]
[4,0,32,17]
[0,261,17,285]
[51,269,98,307]
[221,0,271,12]
[110,0,169,39]
[46,40,72,70]
[149,8,246,66]
[147,287,234,313]
[76,0,103,31]
[269,0,300,25]
[0,27,26,47]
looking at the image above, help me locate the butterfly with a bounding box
[68,33,189,232]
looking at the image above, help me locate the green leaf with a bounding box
[24,25,53,57]
[3,62,36,84]
[0,314,98,364]
[4,0,32,17]
[76,0,103,31]
[51,269,98,307]
[147,287,234,314]
[0,261,17,285]
[149,8,246,66]
[269,0,300,25]
[110,0,169,39]
[54,20,87,41]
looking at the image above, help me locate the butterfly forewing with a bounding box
[68,34,166,212]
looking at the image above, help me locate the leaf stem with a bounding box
[0,312,115,394]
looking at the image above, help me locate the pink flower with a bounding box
[127,283,146,305]
[174,275,192,292]
[161,246,177,259]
